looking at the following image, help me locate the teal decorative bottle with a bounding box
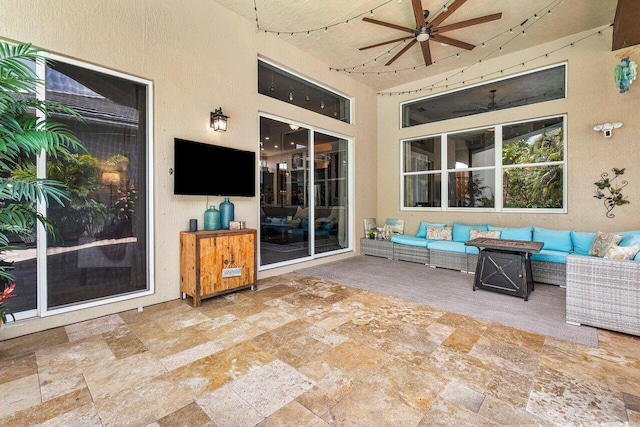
[220,197,234,229]
[204,205,221,230]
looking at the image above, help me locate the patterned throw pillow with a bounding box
[588,232,623,257]
[427,226,452,240]
[604,244,640,260]
[469,229,501,240]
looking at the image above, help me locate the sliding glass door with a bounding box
[259,116,350,267]
[3,55,152,319]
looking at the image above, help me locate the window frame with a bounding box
[400,114,567,213]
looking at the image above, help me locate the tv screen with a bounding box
[174,138,256,197]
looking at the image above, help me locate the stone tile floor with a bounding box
[0,272,639,426]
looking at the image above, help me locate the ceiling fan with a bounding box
[359,0,502,67]
[454,89,499,113]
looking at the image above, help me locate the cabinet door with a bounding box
[198,233,256,296]
[198,236,225,295]
[227,233,255,286]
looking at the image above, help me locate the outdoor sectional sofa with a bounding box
[361,221,640,336]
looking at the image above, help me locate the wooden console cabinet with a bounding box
[180,229,257,307]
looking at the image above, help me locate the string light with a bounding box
[378,23,612,96]
[254,0,393,36]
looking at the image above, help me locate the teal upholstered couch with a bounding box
[379,221,640,287]
[261,206,338,242]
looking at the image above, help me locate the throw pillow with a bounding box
[452,222,488,242]
[604,244,640,260]
[469,229,501,240]
[416,221,447,238]
[588,231,623,257]
[294,206,309,218]
[427,226,452,240]
[286,218,302,229]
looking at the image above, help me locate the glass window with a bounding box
[401,115,565,212]
[502,117,564,209]
[402,137,442,208]
[4,57,152,319]
[258,60,351,123]
[402,64,566,127]
[448,169,495,208]
[447,129,495,169]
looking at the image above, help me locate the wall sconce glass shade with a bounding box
[210,108,229,132]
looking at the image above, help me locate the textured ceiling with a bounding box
[215,0,617,91]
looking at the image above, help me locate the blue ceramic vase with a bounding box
[220,197,234,229]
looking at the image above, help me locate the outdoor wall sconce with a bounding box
[593,122,622,138]
[210,108,229,132]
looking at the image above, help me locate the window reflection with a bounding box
[402,64,566,126]
[258,60,351,123]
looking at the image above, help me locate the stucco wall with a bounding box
[377,29,640,235]
[0,0,377,339]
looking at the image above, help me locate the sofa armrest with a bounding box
[566,254,640,336]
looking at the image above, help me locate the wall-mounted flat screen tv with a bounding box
[174,138,256,197]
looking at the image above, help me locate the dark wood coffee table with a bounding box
[465,238,543,301]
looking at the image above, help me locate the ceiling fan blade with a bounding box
[359,36,415,51]
[420,40,433,66]
[411,0,427,27]
[436,13,502,33]
[386,39,417,66]
[431,34,475,50]
[362,17,416,34]
[428,0,467,29]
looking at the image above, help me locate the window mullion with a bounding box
[35,57,48,318]
[494,125,503,212]
[440,133,447,210]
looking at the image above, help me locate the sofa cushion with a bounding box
[390,234,429,247]
[469,229,501,240]
[488,226,532,241]
[465,246,480,255]
[530,249,569,264]
[415,221,447,238]
[427,226,452,240]
[452,222,489,242]
[571,231,597,256]
[427,240,467,253]
[533,227,572,252]
[588,231,622,257]
[619,231,640,247]
[605,244,640,260]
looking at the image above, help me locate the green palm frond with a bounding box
[0,41,85,294]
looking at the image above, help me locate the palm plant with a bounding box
[0,41,84,324]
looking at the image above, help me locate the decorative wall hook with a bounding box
[593,122,622,138]
[594,167,629,218]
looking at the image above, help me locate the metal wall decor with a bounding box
[594,167,629,218]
